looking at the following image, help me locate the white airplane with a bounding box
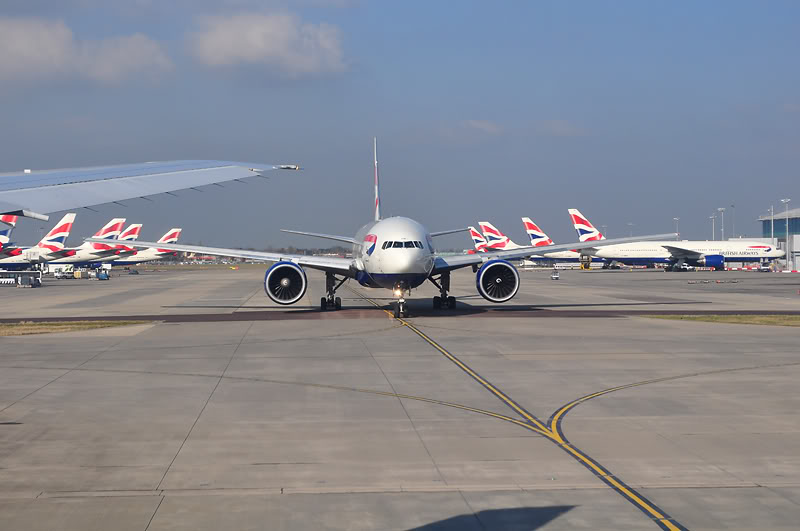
[48,218,128,266]
[478,221,527,250]
[91,140,674,317]
[111,228,182,266]
[0,160,299,221]
[521,217,604,263]
[72,223,145,266]
[569,208,785,270]
[0,213,77,270]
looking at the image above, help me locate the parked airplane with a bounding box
[0,161,299,221]
[0,213,76,269]
[48,218,127,266]
[91,140,674,317]
[111,228,182,266]
[569,208,784,270]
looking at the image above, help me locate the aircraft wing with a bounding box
[661,245,703,259]
[433,233,677,273]
[0,160,299,220]
[85,238,354,276]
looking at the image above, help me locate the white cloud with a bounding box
[462,119,503,135]
[537,119,587,137]
[187,13,346,77]
[0,17,171,83]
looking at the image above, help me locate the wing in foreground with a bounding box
[0,160,299,220]
[433,233,678,273]
[85,238,353,276]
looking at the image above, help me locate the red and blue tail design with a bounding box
[521,217,554,247]
[115,223,142,251]
[90,218,126,251]
[478,221,523,250]
[468,226,488,252]
[568,209,605,242]
[36,213,76,253]
[156,228,182,253]
[1,215,18,227]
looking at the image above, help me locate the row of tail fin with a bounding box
[2,213,180,254]
[469,209,605,252]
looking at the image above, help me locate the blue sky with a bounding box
[2,1,798,248]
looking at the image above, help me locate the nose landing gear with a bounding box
[320,272,347,311]
[429,272,456,310]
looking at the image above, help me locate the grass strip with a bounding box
[646,315,800,327]
[0,321,151,337]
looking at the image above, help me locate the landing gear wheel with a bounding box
[447,296,456,309]
[394,301,408,318]
[334,297,342,310]
[433,296,441,309]
[320,297,328,311]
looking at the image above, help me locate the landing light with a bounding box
[393,288,402,297]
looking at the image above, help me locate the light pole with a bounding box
[781,198,791,268]
[709,215,715,240]
[601,224,608,238]
[731,203,736,238]
[673,217,680,239]
[627,222,634,237]
[718,207,726,241]
[770,205,775,249]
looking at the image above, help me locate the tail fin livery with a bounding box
[156,228,182,253]
[468,226,488,252]
[88,218,126,250]
[1,215,18,227]
[373,137,381,222]
[568,209,605,242]
[157,228,182,244]
[521,217,554,247]
[478,221,524,250]
[115,223,142,251]
[36,213,76,252]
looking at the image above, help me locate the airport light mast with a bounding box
[709,214,715,240]
[718,207,726,241]
[781,198,791,268]
[627,222,634,237]
[769,205,775,249]
[673,217,680,239]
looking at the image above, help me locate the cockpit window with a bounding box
[414,241,423,248]
[382,241,392,250]
[392,241,404,248]
[404,241,415,248]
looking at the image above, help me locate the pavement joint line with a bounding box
[154,321,254,491]
[347,286,689,531]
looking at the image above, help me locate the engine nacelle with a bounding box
[476,259,520,303]
[264,261,307,305]
[698,254,724,269]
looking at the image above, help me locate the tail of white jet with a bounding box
[478,221,526,250]
[112,228,182,265]
[0,213,77,268]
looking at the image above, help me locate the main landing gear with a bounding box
[429,272,456,310]
[320,272,347,311]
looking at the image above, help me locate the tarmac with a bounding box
[1,266,799,530]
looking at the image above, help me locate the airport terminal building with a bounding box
[758,207,800,269]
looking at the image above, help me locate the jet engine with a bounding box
[476,259,520,303]
[698,254,724,270]
[264,261,307,305]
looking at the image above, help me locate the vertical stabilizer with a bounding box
[568,209,605,242]
[468,226,489,252]
[374,137,381,221]
[521,217,554,247]
[36,213,76,252]
[478,221,524,250]
[0,215,17,248]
